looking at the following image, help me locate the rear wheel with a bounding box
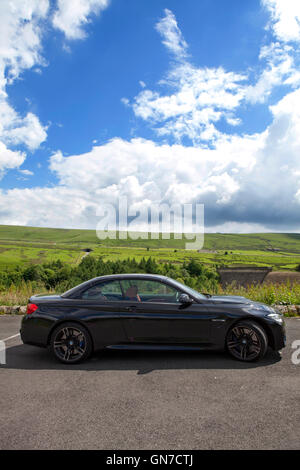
[226,320,268,362]
[50,322,92,364]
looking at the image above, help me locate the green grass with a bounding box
[215,281,300,311]
[0,282,46,307]
[0,243,81,269]
[2,224,300,250]
[1,280,299,315]
[0,224,300,317]
[1,225,300,270]
[1,224,300,313]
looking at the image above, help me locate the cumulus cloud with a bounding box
[0,143,25,177]
[1,90,299,233]
[132,65,247,144]
[245,42,296,103]
[0,137,245,228]
[0,0,49,84]
[262,0,300,43]
[0,0,111,179]
[1,4,300,232]
[0,110,47,151]
[0,0,49,176]
[214,88,300,229]
[126,9,249,145]
[52,0,110,40]
[126,7,300,140]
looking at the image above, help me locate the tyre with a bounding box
[50,322,92,364]
[226,320,268,362]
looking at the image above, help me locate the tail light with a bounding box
[26,303,38,315]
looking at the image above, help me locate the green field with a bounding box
[1,225,300,250]
[1,225,300,271]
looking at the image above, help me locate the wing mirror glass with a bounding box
[179,293,193,304]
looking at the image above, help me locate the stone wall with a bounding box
[275,305,300,315]
[264,271,300,284]
[0,306,27,315]
[218,267,272,288]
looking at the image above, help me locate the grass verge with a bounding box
[1,280,300,316]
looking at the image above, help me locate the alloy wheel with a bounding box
[53,326,87,363]
[227,325,262,361]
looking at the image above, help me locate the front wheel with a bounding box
[226,320,268,362]
[50,322,92,364]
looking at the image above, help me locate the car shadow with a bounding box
[2,343,282,374]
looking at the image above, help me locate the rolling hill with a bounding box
[1,225,300,270]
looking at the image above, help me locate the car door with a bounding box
[71,280,127,349]
[119,279,213,345]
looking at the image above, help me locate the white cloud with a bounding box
[52,0,110,40]
[1,110,47,151]
[0,0,111,178]
[0,136,244,228]
[262,0,300,43]
[124,9,250,144]
[3,81,300,231]
[130,54,247,143]
[155,9,188,59]
[0,0,49,175]
[0,0,49,84]
[19,169,34,176]
[256,2,300,102]
[121,97,130,106]
[245,42,296,103]
[1,4,300,233]
[0,95,298,232]
[125,7,300,140]
[0,142,25,177]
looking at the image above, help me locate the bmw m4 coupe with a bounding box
[21,274,286,364]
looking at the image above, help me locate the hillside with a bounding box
[1,225,300,271]
[1,225,300,251]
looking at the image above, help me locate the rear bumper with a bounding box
[20,314,49,348]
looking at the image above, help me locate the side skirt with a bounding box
[105,343,219,351]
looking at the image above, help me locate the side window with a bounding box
[120,279,180,303]
[81,280,122,301]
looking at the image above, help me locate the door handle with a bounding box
[125,306,138,312]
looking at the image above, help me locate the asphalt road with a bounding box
[0,316,299,450]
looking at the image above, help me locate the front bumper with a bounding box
[268,318,286,350]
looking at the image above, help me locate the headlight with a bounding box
[266,312,283,324]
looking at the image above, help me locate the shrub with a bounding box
[1,256,299,313]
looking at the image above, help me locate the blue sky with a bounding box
[1,0,300,232]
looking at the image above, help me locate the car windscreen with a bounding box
[166,278,207,300]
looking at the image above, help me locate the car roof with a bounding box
[61,273,171,298]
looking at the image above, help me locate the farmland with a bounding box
[1,225,300,309]
[0,225,300,270]
[1,225,300,271]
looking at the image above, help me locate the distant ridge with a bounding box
[1,225,300,252]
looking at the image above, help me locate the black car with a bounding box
[21,274,286,364]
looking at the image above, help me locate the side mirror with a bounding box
[179,293,193,304]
